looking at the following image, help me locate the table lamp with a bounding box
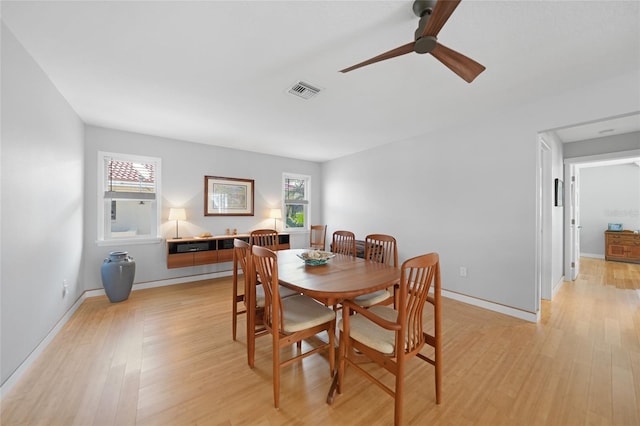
[168,208,186,239]
[269,208,282,230]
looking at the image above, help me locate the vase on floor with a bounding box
[101,251,135,303]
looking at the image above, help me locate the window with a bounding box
[283,173,310,231]
[98,152,161,242]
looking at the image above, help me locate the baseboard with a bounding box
[440,289,538,323]
[552,276,565,297]
[581,253,604,259]
[84,270,233,298]
[1,270,233,398]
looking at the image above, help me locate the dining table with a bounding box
[276,248,401,402]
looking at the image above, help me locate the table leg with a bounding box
[326,304,344,404]
[326,374,339,404]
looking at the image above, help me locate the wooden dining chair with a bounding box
[251,245,336,408]
[249,229,279,250]
[353,234,398,308]
[331,230,357,256]
[337,252,442,426]
[233,239,298,366]
[233,238,274,366]
[309,224,327,251]
[232,238,252,341]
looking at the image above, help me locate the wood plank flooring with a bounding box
[1,258,638,425]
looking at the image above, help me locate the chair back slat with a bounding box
[397,253,440,354]
[233,238,251,301]
[231,238,252,340]
[251,245,284,333]
[332,230,357,257]
[250,229,279,250]
[364,234,398,267]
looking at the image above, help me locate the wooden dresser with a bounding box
[166,233,290,268]
[604,230,640,264]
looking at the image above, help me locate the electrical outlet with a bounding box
[63,279,68,297]
[459,267,467,277]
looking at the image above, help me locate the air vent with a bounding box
[287,81,321,100]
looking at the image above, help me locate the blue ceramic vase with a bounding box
[101,251,135,303]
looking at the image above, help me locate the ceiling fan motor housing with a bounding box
[414,35,438,54]
[413,0,438,53]
[412,0,436,17]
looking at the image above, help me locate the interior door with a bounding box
[568,168,581,280]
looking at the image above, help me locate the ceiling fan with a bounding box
[340,0,485,83]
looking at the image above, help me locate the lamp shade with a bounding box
[269,208,282,219]
[168,208,186,221]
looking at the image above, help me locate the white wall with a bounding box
[83,125,322,290]
[322,70,640,314]
[580,163,640,256]
[1,24,84,386]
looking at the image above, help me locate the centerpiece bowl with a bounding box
[297,250,335,266]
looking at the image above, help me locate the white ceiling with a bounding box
[2,1,639,162]
[553,112,640,143]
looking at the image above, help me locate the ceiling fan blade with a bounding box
[340,42,415,73]
[430,42,485,83]
[421,0,462,38]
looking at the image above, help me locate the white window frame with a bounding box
[97,151,162,245]
[282,172,311,232]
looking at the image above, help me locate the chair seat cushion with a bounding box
[282,295,336,333]
[339,305,397,355]
[255,285,299,307]
[352,289,392,307]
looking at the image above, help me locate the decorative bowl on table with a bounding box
[297,250,335,266]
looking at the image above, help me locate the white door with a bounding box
[568,167,581,280]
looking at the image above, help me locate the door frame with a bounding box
[536,137,552,309]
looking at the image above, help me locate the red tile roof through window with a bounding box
[108,160,155,183]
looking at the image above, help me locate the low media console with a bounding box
[166,233,290,268]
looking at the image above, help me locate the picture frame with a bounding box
[204,176,254,216]
[554,178,563,207]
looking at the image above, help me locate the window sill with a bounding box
[96,237,163,247]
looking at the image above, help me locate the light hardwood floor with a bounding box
[1,258,638,425]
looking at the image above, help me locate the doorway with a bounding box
[564,150,640,279]
[537,111,640,314]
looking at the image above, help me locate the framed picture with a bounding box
[554,178,563,207]
[204,176,254,216]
